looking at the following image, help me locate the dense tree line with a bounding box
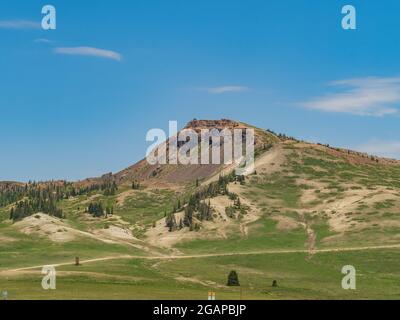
[86,202,114,218]
[1,179,118,222]
[101,181,118,196]
[0,183,26,207]
[4,182,72,221]
[87,202,104,217]
[0,180,117,208]
[10,195,63,221]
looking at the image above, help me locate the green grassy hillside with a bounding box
[1,122,400,300]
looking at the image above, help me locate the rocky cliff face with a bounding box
[112,119,277,185]
[184,119,244,131]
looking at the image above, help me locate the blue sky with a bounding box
[1,0,400,181]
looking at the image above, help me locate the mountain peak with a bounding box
[184,119,244,131]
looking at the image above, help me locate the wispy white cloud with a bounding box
[53,47,122,61]
[0,19,41,30]
[204,86,249,94]
[301,76,400,116]
[34,38,51,43]
[355,139,400,159]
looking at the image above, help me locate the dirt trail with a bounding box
[297,213,317,257]
[304,222,316,258]
[306,225,316,255]
[237,200,258,238]
[2,243,400,275]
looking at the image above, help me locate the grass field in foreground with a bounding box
[1,249,399,300]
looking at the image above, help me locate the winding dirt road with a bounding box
[3,243,400,274]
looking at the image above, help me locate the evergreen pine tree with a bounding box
[227,270,240,286]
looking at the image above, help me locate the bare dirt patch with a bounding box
[14,214,77,242]
[254,144,286,175]
[272,215,302,231]
[315,187,400,232]
[14,213,115,244]
[93,225,137,241]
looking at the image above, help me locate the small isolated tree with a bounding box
[227,270,240,286]
[272,280,278,287]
